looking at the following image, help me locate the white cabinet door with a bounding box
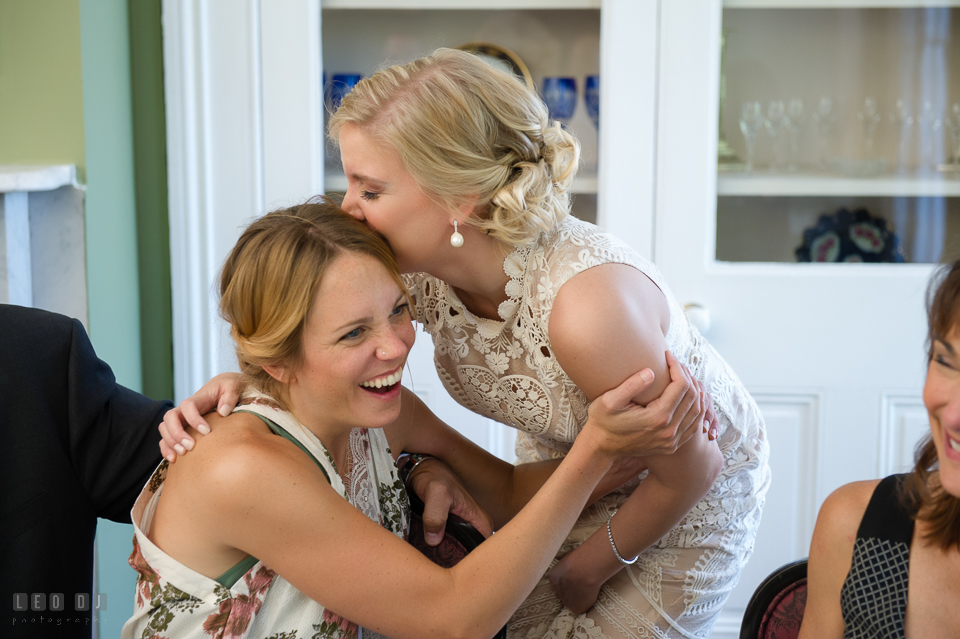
[650,1,935,634]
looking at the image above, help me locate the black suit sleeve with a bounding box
[63,316,172,522]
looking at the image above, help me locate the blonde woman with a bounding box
[164,49,770,638]
[799,260,960,638]
[124,200,676,639]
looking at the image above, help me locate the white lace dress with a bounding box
[122,394,407,639]
[403,217,771,639]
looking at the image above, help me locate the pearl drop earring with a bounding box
[450,220,464,248]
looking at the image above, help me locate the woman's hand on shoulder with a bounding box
[159,372,241,462]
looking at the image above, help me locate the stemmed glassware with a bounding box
[811,97,836,169]
[785,99,805,172]
[739,101,764,172]
[890,99,914,172]
[764,100,788,172]
[542,77,578,127]
[858,98,882,161]
[947,103,960,174]
[918,101,943,170]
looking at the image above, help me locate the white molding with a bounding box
[0,165,80,193]
[724,0,959,7]
[751,390,822,551]
[720,390,821,629]
[879,393,928,476]
[164,0,326,400]
[596,0,658,259]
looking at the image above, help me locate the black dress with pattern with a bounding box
[840,474,916,639]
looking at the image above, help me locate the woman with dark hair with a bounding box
[799,260,960,638]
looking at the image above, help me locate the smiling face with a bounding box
[338,123,454,274]
[925,327,960,498]
[283,251,416,435]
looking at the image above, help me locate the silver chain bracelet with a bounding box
[606,513,638,565]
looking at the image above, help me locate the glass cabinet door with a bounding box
[716,3,959,264]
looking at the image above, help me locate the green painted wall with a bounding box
[1,1,172,636]
[0,0,87,178]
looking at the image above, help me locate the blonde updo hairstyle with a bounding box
[219,198,405,409]
[328,48,581,246]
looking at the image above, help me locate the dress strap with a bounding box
[237,409,331,484]
[212,409,333,588]
[856,474,914,545]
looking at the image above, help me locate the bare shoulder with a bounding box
[815,479,879,543]
[165,411,329,507]
[798,479,880,639]
[549,263,670,401]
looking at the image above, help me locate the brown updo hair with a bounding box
[902,259,960,550]
[328,48,580,246]
[219,198,404,408]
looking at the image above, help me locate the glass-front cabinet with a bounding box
[716,3,959,264]
[321,2,602,223]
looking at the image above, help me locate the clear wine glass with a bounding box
[785,99,805,172]
[765,100,788,172]
[890,99,914,172]
[541,77,578,127]
[858,98,882,161]
[739,101,764,172]
[947,103,960,175]
[811,96,836,169]
[918,100,943,169]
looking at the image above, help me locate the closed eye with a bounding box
[360,190,381,201]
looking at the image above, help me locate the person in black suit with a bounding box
[0,304,171,638]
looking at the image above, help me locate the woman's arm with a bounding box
[389,360,702,531]
[798,480,877,639]
[165,401,644,639]
[544,262,723,612]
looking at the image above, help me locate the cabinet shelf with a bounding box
[723,0,960,8]
[322,0,599,8]
[717,172,960,197]
[325,168,598,195]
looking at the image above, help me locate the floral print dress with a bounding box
[403,216,771,639]
[122,393,408,639]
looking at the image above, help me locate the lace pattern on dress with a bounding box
[405,217,771,638]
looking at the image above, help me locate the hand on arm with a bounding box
[403,456,495,543]
[546,263,722,612]
[159,372,241,461]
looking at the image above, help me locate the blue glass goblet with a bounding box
[584,75,600,131]
[324,73,363,114]
[542,77,577,126]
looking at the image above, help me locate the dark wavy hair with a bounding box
[901,259,960,551]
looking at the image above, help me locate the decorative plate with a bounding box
[795,207,905,263]
[456,41,534,90]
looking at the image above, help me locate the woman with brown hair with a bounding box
[799,260,960,638]
[123,199,684,639]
